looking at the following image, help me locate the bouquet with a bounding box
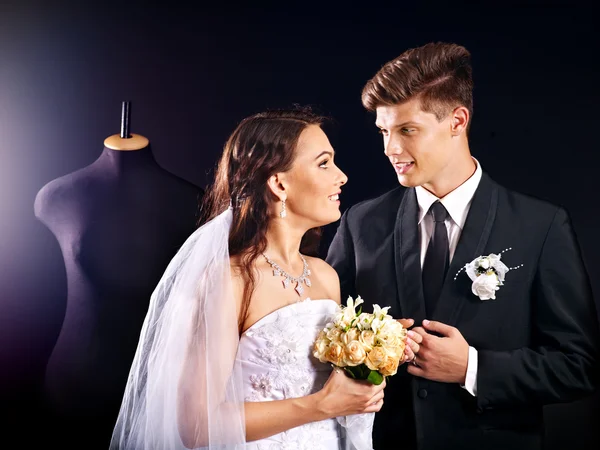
[313,295,408,384]
[313,296,408,450]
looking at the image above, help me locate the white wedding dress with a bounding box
[238,298,344,450]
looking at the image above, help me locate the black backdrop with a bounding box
[1,1,598,448]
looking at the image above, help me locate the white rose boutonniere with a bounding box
[454,248,523,301]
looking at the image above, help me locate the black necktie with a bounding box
[422,201,449,317]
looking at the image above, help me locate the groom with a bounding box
[326,42,599,450]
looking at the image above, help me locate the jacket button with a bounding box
[417,388,428,399]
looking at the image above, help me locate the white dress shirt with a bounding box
[414,158,482,396]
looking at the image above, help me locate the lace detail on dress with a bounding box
[238,299,343,450]
[247,373,275,401]
[244,309,319,401]
[255,420,333,450]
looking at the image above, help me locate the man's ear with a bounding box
[450,106,469,136]
[267,173,287,201]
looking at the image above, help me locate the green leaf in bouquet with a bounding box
[367,370,384,385]
[341,364,384,384]
[343,364,366,380]
[343,366,358,379]
[357,364,371,378]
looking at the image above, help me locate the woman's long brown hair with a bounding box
[197,107,326,334]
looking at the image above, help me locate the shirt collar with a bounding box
[415,158,483,229]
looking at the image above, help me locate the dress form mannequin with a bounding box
[34,102,203,447]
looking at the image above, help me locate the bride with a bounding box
[109,107,388,449]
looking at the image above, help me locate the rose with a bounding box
[377,331,403,349]
[313,334,329,361]
[359,330,376,351]
[379,355,401,377]
[471,273,500,300]
[325,341,344,366]
[461,251,519,300]
[365,346,390,371]
[377,320,406,348]
[343,340,367,366]
[466,254,510,285]
[377,334,405,354]
[326,326,343,343]
[377,319,405,339]
[341,328,359,345]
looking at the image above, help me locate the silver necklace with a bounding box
[262,253,311,296]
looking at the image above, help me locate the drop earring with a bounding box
[280,199,287,218]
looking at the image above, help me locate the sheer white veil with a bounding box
[110,206,246,449]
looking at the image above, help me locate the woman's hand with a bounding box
[315,367,386,418]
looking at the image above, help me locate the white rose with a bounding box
[472,273,500,300]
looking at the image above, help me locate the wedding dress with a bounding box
[239,298,343,449]
[110,208,371,450]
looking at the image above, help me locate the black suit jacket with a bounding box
[326,172,599,450]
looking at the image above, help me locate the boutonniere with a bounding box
[454,248,524,300]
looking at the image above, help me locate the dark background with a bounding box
[1,1,598,448]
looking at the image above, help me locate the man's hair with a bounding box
[362,42,473,129]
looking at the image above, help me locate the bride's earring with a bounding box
[280,199,287,218]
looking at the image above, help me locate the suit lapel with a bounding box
[394,188,427,324]
[434,172,498,325]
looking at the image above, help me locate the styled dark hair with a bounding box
[198,106,327,333]
[362,42,473,130]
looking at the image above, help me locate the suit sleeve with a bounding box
[325,209,357,301]
[477,207,600,408]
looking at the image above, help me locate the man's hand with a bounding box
[407,320,469,384]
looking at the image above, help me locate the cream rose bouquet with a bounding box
[313,296,408,450]
[313,295,408,383]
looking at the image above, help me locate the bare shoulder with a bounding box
[229,255,246,316]
[304,256,341,304]
[304,256,339,280]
